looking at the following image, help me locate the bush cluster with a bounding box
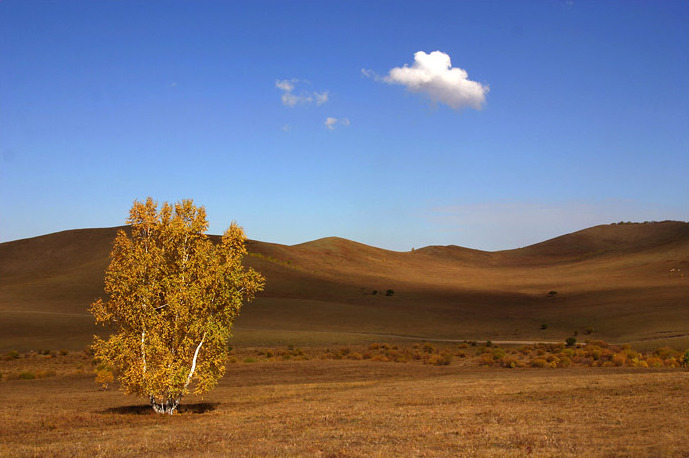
[228,343,454,366]
[475,341,687,369]
[224,341,688,370]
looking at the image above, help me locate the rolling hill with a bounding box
[1,221,687,352]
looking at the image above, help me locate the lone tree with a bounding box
[90,198,264,414]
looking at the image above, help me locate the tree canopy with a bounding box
[90,198,264,414]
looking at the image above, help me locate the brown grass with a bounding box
[2,222,687,353]
[1,355,687,457]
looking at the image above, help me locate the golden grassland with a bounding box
[1,346,688,457]
[1,222,688,455]
[2,222,688,353]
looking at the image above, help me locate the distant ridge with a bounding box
[1,220,686,262]
[503,221,689,260]
[1,221,687,352]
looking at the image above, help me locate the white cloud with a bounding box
[314,91,329,106]
[276,79,329,107]
[275,79,294,92]
[378,51,489,110]
[325,117,350,130]
[324,117,338,130]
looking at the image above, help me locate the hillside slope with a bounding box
[1,222,687,351]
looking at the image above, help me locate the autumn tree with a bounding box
[90,198,264,414]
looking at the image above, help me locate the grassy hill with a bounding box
[1,221,687,352]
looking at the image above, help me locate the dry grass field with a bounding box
[1,352,687,457]
[1,221,687,353]
[1,221,688,456]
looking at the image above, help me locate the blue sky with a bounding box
[1,0,687,251]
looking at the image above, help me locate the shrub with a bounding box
[540,323,549,330]
[385,289,395,296]
[654,347,679,359]
[426,353,452,366]
[491,348,506,360]
[18,371,36,380]
[565,337,577,347]
[2,350,19,361]
[612,353,627,366]
[386,350,407,363]
[531,359,549,368]
[501,357,520,368]
[558,356,572,367]
[646,357,664,368]
[479,353,495,366]
[682,350,689,368]
[243,357,259,363]
[664,357,679,368]
[518,345,533,355]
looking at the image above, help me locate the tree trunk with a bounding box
[150,395,181,415]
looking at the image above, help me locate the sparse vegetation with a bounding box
[1,353,687,457]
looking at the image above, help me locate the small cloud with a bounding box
[361,68,376,79]
[169,82,177,87]
[281,124,291,132]
[325,117,349,130]
[281,92,302,107]
[314,91,329,106]
[378,50,489,110]
[275,79,294,92]
[276,79,329,107]
[325,117,338,130]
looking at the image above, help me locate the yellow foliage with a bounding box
[90,198,264,414]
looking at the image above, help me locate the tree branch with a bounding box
[183,332,207,391]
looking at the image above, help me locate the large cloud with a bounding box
[379,51,488,110]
